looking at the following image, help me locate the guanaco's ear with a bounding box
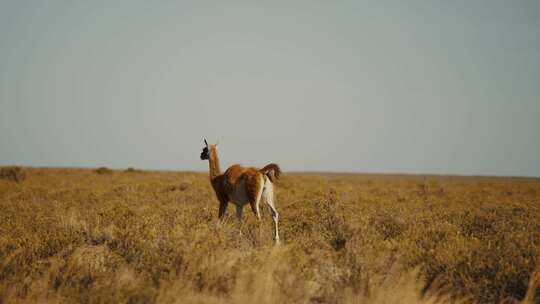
[204,138,208,147]
[216,137,219,146]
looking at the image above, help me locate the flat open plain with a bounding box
[1,168,539,303]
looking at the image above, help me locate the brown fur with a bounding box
[208,146,260,204]
[204,145,280,226]
[259,163,281,183]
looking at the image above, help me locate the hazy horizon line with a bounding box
[4,163,539,179]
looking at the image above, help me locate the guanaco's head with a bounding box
[200,138,210,160]
[200,138,219,160]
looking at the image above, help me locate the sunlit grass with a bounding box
[0,168,539,303]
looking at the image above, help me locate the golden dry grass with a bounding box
[0,166,26,183]
[0,168,539,303]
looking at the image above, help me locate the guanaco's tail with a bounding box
[259,163,281,183]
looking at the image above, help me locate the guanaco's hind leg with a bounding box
[247,174,264,221]
[235,204,245,236]
[262,180,280,242]
[235,204,243,221]
[249,202,261,221]
[267,201,280,242]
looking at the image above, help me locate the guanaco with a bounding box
[200,139,281,242]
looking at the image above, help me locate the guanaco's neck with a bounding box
[208,145,221,180]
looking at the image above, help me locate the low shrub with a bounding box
[0,166,26,182]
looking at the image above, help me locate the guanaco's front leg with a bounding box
[218,199,228,225]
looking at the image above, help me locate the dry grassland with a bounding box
[1,168,539,303]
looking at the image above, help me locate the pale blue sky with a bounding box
[1,1,539,176]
